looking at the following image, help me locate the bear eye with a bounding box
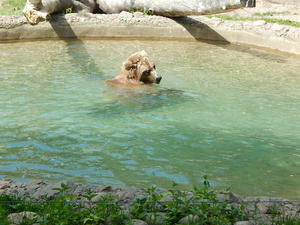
[143,70,151,75]
[153,65,156,69]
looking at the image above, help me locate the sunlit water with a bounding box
[0,39,300,199]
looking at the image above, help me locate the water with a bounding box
[0,39,300,199]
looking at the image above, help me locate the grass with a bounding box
[207,14,300,28]
[0,179,299,225]
[0,0,26,16]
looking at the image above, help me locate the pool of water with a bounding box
[0,39,300,199]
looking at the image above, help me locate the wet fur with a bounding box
[107,51,161,85]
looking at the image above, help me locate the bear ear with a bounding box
[124,61,137,70]
[140,50,148,57]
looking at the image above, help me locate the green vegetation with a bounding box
[0,0,26,16]
[0,179,299,225]
[253,11,290,17]
[129,8,152,16]
[65,7,73,14]
[207,14,300,28]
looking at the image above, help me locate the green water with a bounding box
[0,39,300,199]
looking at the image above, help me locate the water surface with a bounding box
[0,39,300,199]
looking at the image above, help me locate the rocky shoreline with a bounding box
[1,179,300,224]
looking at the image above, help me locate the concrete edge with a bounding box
[0,14,300,56]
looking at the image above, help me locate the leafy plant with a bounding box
[0,179,299,225]
[129,8,152,16]
[65,7,73,14]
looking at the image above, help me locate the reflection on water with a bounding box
[0,39,300,199]
[90,86,197,117]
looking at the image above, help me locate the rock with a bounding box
[116,190,135,200]
[32,181,75,199]
[228,192,242,202]
[119,11,133,18]
[253,20,266,26]
[0,184,10,190]
[133,12,144,18]
[272,23,284,31]
[283,203,299,217]
[145,212,165,225]
[3,178,13,182]
[131,219,148,225]
[160,194,173,202]
[99,185,112,192]
[256,202,270,214]
[178,215,200,224]
[91,192,108,202]
[234,221,251,225]
[7,211,37,224]
[27,180,44,186]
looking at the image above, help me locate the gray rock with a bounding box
[116,190,135,200]
[272,23,284,31]
[32,181,75,199]
[253,20,266,26]
[99,185,113,192]
[145,212,165,225]
[133,12,144,18]
[7,211,37,224]
[178,215,200,224]
[160,194,173,202]
[234,221,251,225]
[256,202,271,214]
[131,219,148,225]
[119,11,133,18]
[91,192,108,202]
[228,192,242,202]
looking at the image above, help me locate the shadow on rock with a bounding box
[173,16,229,44]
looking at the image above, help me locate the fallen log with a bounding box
[23,0,253,25]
